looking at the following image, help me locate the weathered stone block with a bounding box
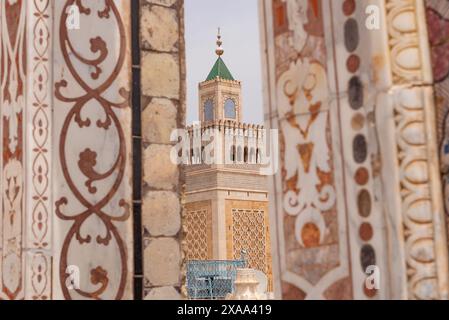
[141,52,180,99]
[142,98,177,144]
[141,5,179,52]
[143,144,179,190]
[144,238,181,287]
[144,0,178,7]
[142,191,181,236]
[144,286,181,300]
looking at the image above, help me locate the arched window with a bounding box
[224,98,236,119]
[250,148,255,164]
[195,148,200,164]
[204,99,214,121]
[201,146,205,164]
[230,146,236,163]
[244,147,248,163]
[237,146,242,162]
[256,148,260,164]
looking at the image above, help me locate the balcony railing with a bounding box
[186,259,246,300]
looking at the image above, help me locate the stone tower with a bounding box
[198,31,242,124]
[184,31,273,290]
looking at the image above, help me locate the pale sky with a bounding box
[185,0,264,125]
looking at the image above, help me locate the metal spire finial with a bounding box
[215,27,224,57]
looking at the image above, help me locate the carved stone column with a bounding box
[0,0,27,300]
[385,0,449,299]
[24,0,53,300]
[51,0,134,300]
[0,0,187,300]
[260,0,449,300]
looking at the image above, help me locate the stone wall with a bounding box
[139,0,186,300]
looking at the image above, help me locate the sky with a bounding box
[185,0,264,125]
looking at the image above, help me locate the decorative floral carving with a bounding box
[1,0,26,300]
[263,0,350,299]
[280,60,335,247]
[26,0,53,300]
[54,0,131,300]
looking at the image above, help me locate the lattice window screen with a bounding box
[232,209,267,274]
[185,210,209,260]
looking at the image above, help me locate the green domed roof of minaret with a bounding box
[205,28,235,81]
[206,57,235,81]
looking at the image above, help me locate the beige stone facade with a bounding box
[184,166,272,290]
[199,79,243,123]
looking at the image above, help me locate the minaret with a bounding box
[184,30,273,293]
[198,29,242,123]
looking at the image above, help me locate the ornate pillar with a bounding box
[52,0,134,300]
[385,0,449,299]
[0,0,188,300]
[260,0,449,299]
[260,0,357,299]
[24,0,53,300]
[0,0,27,300]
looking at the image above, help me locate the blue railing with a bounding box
[186,259,246,300]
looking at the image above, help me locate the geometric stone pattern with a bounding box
[224,200,272,292]
[183,200,213,262]
[184,210,210,260]
[231,209,267,278]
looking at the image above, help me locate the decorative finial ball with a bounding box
[216,28,224,56]
[216,47,224,56]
